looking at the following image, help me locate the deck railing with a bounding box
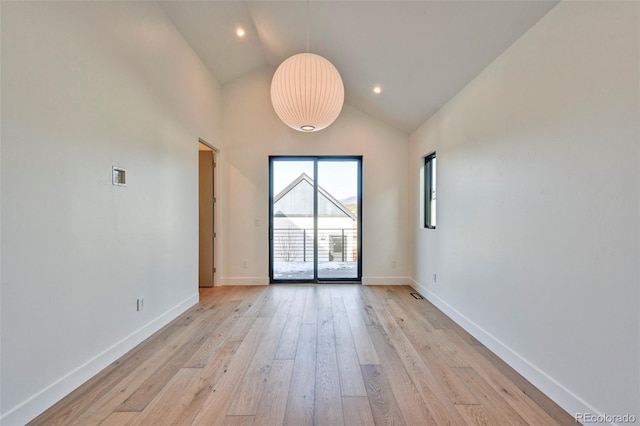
[273,227,358,262]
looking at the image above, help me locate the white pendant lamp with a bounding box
[271,52,344,132]
[270,1,344,133]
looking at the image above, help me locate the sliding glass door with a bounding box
[269,156,362,283]
[270,159,316,281]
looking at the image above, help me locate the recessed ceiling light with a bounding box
[236,27,246,38]
[373,85,382,94]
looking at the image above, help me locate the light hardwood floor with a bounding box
[30,285,575,425]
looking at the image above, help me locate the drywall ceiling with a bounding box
[161,1,558,133]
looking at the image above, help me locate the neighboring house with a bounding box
[273,173,357,263]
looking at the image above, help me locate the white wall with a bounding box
[0,2,222,424]
[409,1,639,420]
[221,68,410,286]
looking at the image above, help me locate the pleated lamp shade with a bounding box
[271,53,344,132]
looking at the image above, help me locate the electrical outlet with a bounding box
[391,260,397,268]
[137,297,144,311]
[241,260,248,269]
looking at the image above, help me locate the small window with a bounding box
[424,153,436,229]
[330,235,344,253]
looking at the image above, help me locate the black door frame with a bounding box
[269,155,362,283]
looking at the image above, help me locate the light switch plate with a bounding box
[112,167,126,186]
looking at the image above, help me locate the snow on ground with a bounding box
[274,261,357,279]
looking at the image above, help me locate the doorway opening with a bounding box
[198,140,217,287]
[269,156,362,283]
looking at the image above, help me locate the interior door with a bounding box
[269,156,361,283]
[199,150,214,287]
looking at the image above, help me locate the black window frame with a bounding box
[269,155,363,283]
[424,152,436,229]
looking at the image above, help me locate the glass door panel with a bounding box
[317,160,359,280]
[271,160,315,280]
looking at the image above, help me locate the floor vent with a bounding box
[410,292,424,300]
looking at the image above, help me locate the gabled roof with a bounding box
[274,173,356,220]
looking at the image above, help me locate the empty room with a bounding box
[1,1,638,425]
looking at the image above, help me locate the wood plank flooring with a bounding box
[30,285,575,425]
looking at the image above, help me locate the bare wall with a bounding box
[409,1,639,419]
[0,2,222,423]
[221,67,410,286]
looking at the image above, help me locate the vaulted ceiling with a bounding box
[161,1,558,133]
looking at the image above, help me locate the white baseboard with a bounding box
[221,277,269,286]
[362,276,412,286]
[409,278,604,423]
[0,293,199,426]
[219,277,411,286]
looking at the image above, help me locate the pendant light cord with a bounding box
[306,0,310,53]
